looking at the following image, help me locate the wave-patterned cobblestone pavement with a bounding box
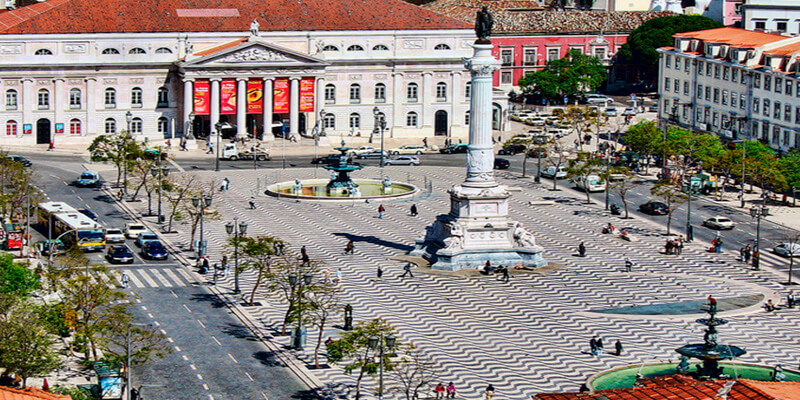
[140,166,799,400]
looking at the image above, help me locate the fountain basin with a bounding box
[587,362,800,391]
[265,179,418,201]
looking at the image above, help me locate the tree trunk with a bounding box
[584,179,591,203]
[622,195,629,219]
[281,304,293,335]
[789,257,794,285]
[355,363,366,399]
[666,213,673,235]
[249,266,264,305]
[522,153,528,178]
[314,316,326,368]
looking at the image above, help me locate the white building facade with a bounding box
[743,0,800,36]
[657,27,800,152]
[0,0,497,146]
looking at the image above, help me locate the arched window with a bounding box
[375,83,386,103]
[407,83,419,103]
[131,117,143,134]
[6,120,17,136]
[69,119,81,135]
[349,113,360,129]
[105,88,116,108]
[349,84,361,104]
[155,47,173,54]
[406,112,418,127]
[436,82,448,101]
[129,48,146,54]
[131,87,143,107]
[5,89,18,110]
[372,44,389,51]
[34,49,53,55]
[158,117,169,137]
[69,88,82,109]
[157,87,169,107]
[465,82,471,98]
[324,84,336,104]
[347,45,364,52]
[322,45,339,52]
[434,44,451,50]
[105,118,117,134]
[323,113,335,129]
[102,48,120,55]
[37,89,50,109]
[465,111,470,125]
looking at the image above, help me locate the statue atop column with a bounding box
[475,6,494,44]
[250,19,260,37]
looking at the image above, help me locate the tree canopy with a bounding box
[518,49,607,104]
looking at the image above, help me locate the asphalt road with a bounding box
[23,154,315,400]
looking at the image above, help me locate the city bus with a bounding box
[53,212,106,251]
[38,202,79,238]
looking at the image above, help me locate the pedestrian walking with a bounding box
[378,204,385,219]
[334,268,342,284]
[744,245,752,264]
[752,250,760,269]
[578,242,586,257]
[435,383,445,399]
[248,196,256,209]
[765,299,776,312]
[121,273,129,288]
[675,239,683,255]
[344,240,355,255]
[484,384,495,400]
[665,239,673,255]
[410,204,418,217]
[590,336,598,356]
[624,257,633,272]
[207,141,214,154]
[615,339,623,356]
[708,295,717,312]
[323,267,331,284]
[221,254,229,276]
[300,245,309,264]
[787,290,795,308]
[423,137,428,148]
[48,140,54,151]
[501,265,510,283]
[596,337,604,357]
[446,382,456,398]
[201,257,210,274]
[377,265,383,280]
[739,246,746,262]
[220,177,230,191]
[180,138,188,151]
[401,262,414,278]
[165,139,171,149]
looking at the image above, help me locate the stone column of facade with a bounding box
[236,78,247,138]
[22,78,33,137]
[289,77,300,136]
[464,44,498,188]
[53,78,64,135]
[392,72,403,131]
[85,78,96,135]
[422,71,433,129]
[314,77,324,132]
[451,72,462,130]
[183,79,193,133]
[262,78,274,141]
[210,78,221,131]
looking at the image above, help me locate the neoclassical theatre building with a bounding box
[0,0,508,146]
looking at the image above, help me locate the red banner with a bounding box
[221,79,236,115]
[273,79,289,113]
[299,78,315,113]
[193,80,210,115]
[247,80,263,114]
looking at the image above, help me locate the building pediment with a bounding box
[181,38,328,70]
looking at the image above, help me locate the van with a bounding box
[575,174,606,192]
[541,166,567,179]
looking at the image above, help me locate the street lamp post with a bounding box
[604,147,611,210]
[533,135,546,184]
[368,333,397,400]
[373,107,387,167]
[150,163,169,224]
[125,322,150,400]
[214,122,222,172]
[225,218,248,294]
[289,271,313,350]
[750,206,765,270]
[192,195,212,257]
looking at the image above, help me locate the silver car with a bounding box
[384,156,420,166]
[773,243,800,257]
[702,216,735,230]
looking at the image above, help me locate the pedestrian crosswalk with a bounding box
[119,267,197,289]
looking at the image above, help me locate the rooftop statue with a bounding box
[475,6,493,43]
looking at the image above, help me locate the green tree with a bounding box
[0,152,41,224]
[0,302,60,388]
[518,49,607,104]
[604,167,638,219]
[326,318,399,400]
[304,282,341,369]
[624,121,661,173]
[231,235,284,306]
[617,15,722,82]
[0,253,40,297]
[87,131,140,189]
[566,152,604,203]
[387,347,443,400]
[559,106,600,153]
[651,181,688,235]
[777,151,800,195]
[260,250,324,335]
[96,303,171,367]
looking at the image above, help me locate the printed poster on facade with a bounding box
[220,79,236,115]
[299,78,315,113]
[247,80,263,114]
[193,80,210,115]
[273,79,289,113]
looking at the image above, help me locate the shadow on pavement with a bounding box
[333,233,414,252]
[189,292,226,309]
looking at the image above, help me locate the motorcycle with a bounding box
[610,204,621,215]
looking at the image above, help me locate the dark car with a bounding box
[439,143,469,154]
[78,209,99,221]
[141,241,168,260]
[498,144,526,155]
[35,239,65,256]
[5,155,32,167]
[527,147,548,158]
[639,201,670,215]
[311,154,351,165]
[356,150,389,159]
[106,245,135,264]
[494,158,510,170]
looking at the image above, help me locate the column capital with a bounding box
[289,76,302,81]
[53,78,65,83]
[182,78,196,83]
[392,72,404,77]
[22,78,34,83]
[262,77,274,83]
[85,77,97,82]
[236,77,248,82]
[209,77,222,82]
[422,71,434,76]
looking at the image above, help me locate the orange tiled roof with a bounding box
[674,27,787,48]
[0,386,71,400]
[192,38,248,57]
[0,0,469,34]
[765,42,800,56]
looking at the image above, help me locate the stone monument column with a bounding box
[463,43,500,189]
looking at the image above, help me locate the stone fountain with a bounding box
[675,300,747,380]
[323,140,364,195]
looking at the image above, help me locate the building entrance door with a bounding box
[434,110,448,136]
[36,119,51,144]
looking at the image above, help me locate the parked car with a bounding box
[5,155,32,167]
[702,216,735,230]
[585,94,613,105]
[348,146,376,156]
[541,166,567,179]
[134,232,158,247]
[604,107,618,117]
[75,171,101,188]
[106,245,135,264]
[356,150,390,159]
[104,228,126,243]
[773,243,800,257]
[439,143,469,154]
[78,209,99,221]
[498,144,526,155]
[140,241,168,260]
[648,104,659,112]
[527,147,547,158]
[389,145,426,155]
[311,154,351,165]
[639,201,670,215]
[622,107,637,116]
[124,223,148,239]
[384,156,420,166]
[494,158,510,169]
[524,117,546,126]
[35,239,65,256]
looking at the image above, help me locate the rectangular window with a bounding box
[69,90,81,109]
[674,78,680,93]
[501,71,513,84]
[5,91,17,110]
[675,57,681,70]
[547,48,560,61]
[501,49,513,66]
[764,75,771,91]
[704,108,710,124]
[774,102,781,119]
[786,80,793,96]
[785,104,792,121]
[714,65,720,79]
[721,90,728,105]
[755,21,766,30]
[797,82,800,97]
[778,21,788,32]
[324,85,335,104]
[731,92,738,108]
[754,74,761,88]
[666,55,672,68]
[524,49,537,65]
[705,86,711,101]
[697,84,703,99]
[664,77,671,92]
[763,99,770,116]
[713,112,719,127]
[698,61,704,76]
[683,105,689,119]
[740,94,746,110]
[713,88,719,103]
[594,47,606,59]
[685,59,690,72]
[706,63,712,76]
[796,107,800,124]
[776,77,783,93]
[732,68,738,82]
[683,81,689,96]
[723,66,730,80]
[375,85,386,103]
[753,98,760,114]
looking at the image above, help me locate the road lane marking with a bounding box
[190,364,197,370]
[150,268,173,287]
[182,355,189,361]
[244,372,254,382]
[141,306,147,310]
[174,346,181,352]
[160,329,167,335]
[153,321,160,326]
[182,304,192,313]
[227,353,238,363]
[211,336,221,346]
[261,392,269,400]
[147,313,153,318]
[197,320,206,329]
[123,270,143,288]
[163,269,184,287]
[167,337,174,343]
[139,270,158,287]
[170,290,178,298]
[174,267,197,284]
[197,374,203,380]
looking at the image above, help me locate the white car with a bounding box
[773,243,800,257]
[702,216,735,230]
[585,94,613,105]
[348,146,376,156]
[389,145,426,155]
[384,156,420,166]
[604,107,618,117]
[622,107,637,116]
[104,228,126,243]
[541,166,567,179]
[124,223,148,239]
[524,117,546,126]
